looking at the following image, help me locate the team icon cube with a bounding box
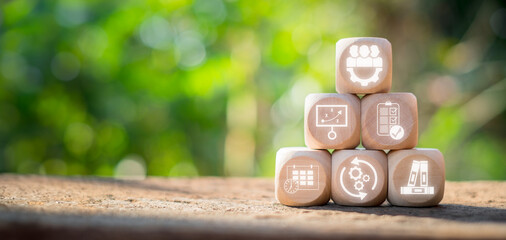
[275,37,444,209]
[335,37,392,94]
[388,148,445,207]
[275,147,331,206]
[361,93,418,150]
[331,149,387,206]
[304,93,360,150]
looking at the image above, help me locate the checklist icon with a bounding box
[377,101,400,136]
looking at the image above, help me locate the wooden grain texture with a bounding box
[0,174,505,240]
[331,149,387,206]
[388,148,445,207]
[275,147,331,206]
[361,92,418,150]
[335,37,392,94]
[304,93,360,149]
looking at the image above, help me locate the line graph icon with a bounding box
[316,105,348,140]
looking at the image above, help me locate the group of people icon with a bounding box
[346,44,383,68]
[345,44,384,86]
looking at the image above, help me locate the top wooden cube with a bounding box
[335,37,392,94]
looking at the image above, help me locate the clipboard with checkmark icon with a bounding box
[376,101,400,137]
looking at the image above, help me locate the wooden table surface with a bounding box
[0,174,505,239]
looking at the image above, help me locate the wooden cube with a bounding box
[388,148,445,207]
[304,93,360,150]
[331,149,387,206]
[361,93,418,150]
[275,147,331,206]
[335,37,392,94]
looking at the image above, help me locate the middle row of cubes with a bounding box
[306,92,418,150]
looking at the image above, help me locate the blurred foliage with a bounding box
[0,0,505,180]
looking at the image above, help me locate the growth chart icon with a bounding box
[401,160,434,195]
[377,101,404,140]
[316,105,348,140]
[284,164,319,194]
[346,44,383,86]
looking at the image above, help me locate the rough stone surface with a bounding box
[0,174,505,239]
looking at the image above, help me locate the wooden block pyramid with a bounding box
[275,37,445,207]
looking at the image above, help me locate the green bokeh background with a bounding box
[0,0,505,180]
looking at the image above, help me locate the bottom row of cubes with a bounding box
[275,147,445,207]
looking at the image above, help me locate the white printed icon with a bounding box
[339,157,378,200]
[377,101,404,140]
[284,164,319,194]
[316,105,348,140]
[401,160,434,195]
[346,44,383,86]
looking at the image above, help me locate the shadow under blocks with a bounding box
[275,37,451,208]
[295,203,506,223]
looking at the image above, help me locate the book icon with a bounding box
[400,160,434,195]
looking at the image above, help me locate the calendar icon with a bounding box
[376,101,400,136]
[286,164,319,191]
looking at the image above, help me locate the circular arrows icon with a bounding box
[340,157,378,200]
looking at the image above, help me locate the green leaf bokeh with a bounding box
[0,0,505,180]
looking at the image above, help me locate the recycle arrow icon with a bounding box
[340,167,367,200]
[351,157,378,190]
[339,157,379,200]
